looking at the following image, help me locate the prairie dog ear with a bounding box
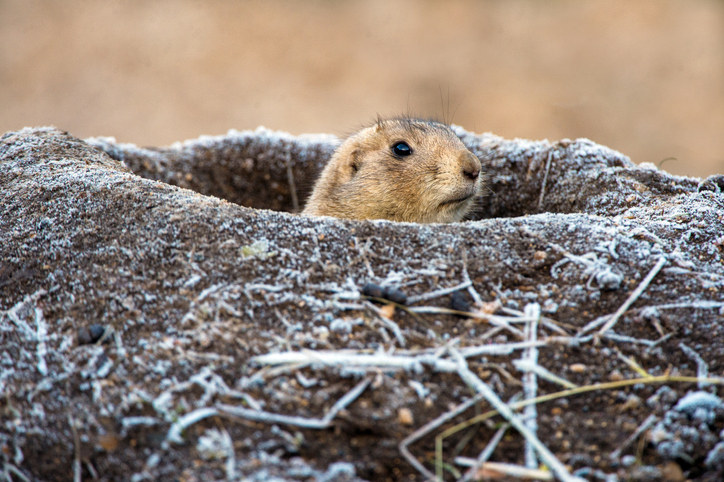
[332,146,362,183]
[347,148,362,175]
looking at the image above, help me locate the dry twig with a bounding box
[521,303,540,470]
[285,152,299,213]
[436,375,724,474]
[513,359,577,389]
[679,342,710,388]
[363,300,406,347]
[537,150,554,211]
[252,344,546,374]
[456,459,554,480]
[399,392,487,480]
[592,256,667,336]
[217,377,372,429]
[460,423,510,482]
[406,281,472,305]
[68,415,82,482]
[446,348,585,482]
[609,414,657,461]
[166,407,220,445]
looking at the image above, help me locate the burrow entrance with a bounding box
[88,127,699,222]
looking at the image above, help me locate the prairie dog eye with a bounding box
[391,141,412,157]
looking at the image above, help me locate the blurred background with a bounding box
[1,0,722,178]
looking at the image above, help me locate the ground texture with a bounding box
[1,126,724,481]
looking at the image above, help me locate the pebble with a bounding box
[398,408,414,426]
[450,290,471,313]
[383,287,407,305]
[77,324,108,345]
[361,283,384,299]
[361,283,407,305]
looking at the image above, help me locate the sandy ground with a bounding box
[0,0,723,178]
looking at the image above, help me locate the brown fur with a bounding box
[303,118,483,223]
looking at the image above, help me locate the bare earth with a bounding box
[1,125,724,481]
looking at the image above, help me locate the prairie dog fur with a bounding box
[303,118,483,223]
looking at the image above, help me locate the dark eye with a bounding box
[392,141,412,157]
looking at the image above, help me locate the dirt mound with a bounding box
[2,127,723,481]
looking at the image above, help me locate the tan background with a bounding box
[1,0,722,178]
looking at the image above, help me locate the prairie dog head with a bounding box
[303,118,483,223]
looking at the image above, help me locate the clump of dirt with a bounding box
[1,126,723,481]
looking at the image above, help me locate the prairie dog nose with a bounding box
[460,151,481,180]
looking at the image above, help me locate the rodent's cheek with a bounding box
[349,172,389,199]
[416,174,448,204]
[431,170,459,191]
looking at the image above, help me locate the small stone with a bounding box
[379,304,395,319]
[479,299,502,314]
[382,287,407,305]
[533,250,547,261]
[361,283,384,299]
[450,290,471,313]
[362,283,407,304]
[77,324,108,345]
[660,461,685,481]
[398,408,414,426]
[97,434,119,452]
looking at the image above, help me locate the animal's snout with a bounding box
[460,151,481,181]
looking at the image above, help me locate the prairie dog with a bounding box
[303,118,483,223]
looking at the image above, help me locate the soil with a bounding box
[1,126,724,481]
